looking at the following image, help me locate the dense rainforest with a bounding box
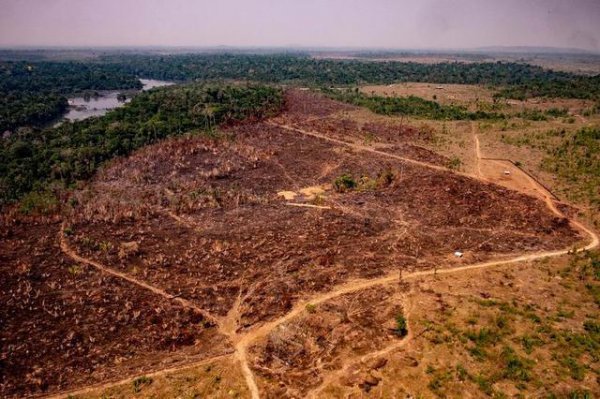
[0,61,141,132]
[0,84,283,206]
[104,54,600,99]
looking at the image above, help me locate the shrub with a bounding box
[333,174,357,192]
[18,190,59,215]
[132,376,153,393]
[394,313,408,337]
[447,156,462,170]
[376,168,395,187]
[305,303,317,314]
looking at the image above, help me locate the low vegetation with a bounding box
[394,314,408,337]
[418,252,599,398]
[542,126,600,210]
[333,174,357,192]
[324,88,503,120]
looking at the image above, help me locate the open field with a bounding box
[1,90,598,398]
[360,82,594,114]
[313,51,600,75]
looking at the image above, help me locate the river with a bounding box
[61,79,174,122]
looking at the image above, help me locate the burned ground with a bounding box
[0,90,585,398]
[0,223,229,398]
[65,118,579,327]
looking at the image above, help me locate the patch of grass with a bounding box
[67,265,82,276]
[583,320,600,334]
[520,334,544,354]
[466,313,479,326]
[456,364,469,382]
[495,314,512,332]
[468,345,488,361]
[474,374,494,396]
[500,346,532,382]
[556,307,575,320]
[565,389,592,399]
[474,298,499,307]
[363,132,375,145]
[311,193,325,206]
[80,236,99,251]
[427,368,453,397]
[567,250,600,280]
[132,376,153,393]
[585,283,600,306]
[99,241,113,253]
[375,168,395,187]
[465,327,502,347]
[557,356,586,381]
[305,303,317,314]
[542,127,600,211]
[447,156,462,170]
[326,89,504,120]
[357,175,377,191]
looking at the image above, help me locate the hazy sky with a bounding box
[1,0,599,51]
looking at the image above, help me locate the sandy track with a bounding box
[267,122,461,176]
[40,354,234,399]
[58,223,220,325]
[305,293,416,399]
[50,121,598,399]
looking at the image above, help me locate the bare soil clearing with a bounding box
[0,90,595,399]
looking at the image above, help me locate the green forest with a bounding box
[0,84,283,206]
[105,54,600,99]
[0,61,141,132]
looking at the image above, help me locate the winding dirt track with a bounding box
[51,121,598,399]
[58,224,219,326]
[42,354,234,399]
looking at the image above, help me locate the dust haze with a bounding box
[0,0,599,51]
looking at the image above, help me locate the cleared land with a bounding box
[360,82,594,114]
[1,90,597,398]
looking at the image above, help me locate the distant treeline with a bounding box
[0,61,141,132]
[3,54,599,132]
[102,54,600,100]
[0,84,283,206]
